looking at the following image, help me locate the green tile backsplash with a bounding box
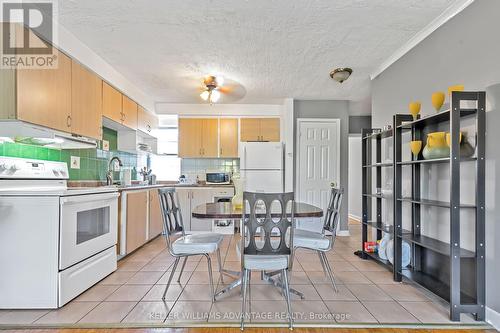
[0,127,143,181]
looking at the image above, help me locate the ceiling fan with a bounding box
[199,75,246,104]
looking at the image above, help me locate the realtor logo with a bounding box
[1,0,58,69]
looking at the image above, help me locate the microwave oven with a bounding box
[206,172,230,184]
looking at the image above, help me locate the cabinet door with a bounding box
[138,106,158,136]
[219,118,238,157]
[202,118,219,157]
[175,188,192,231]
[71,61,103,139]
[240,118,261,142]
[260,118,280,142]
[148,189,163,239]
[190,189,213,232]
[102,82,122,123]
[178,118,202,158]
[16,51,71,132]
[126,191,148,253]
[122,95,138,130]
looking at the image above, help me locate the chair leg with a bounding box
[241,268,249,331]
[318,250,328,275]
[217,248,224,284]
[177,256,188,283]
[282,269,293,330]
[205,254,215,302]
[320,251,338,293]
[289,247,296,270]
[162,257,180,300]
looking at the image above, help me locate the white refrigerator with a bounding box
[239,142,284,193]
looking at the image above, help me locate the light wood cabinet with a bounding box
[148,189,163,239]
[125,191,148,254]
[138,106,158,135]
[240,118,280,142]
[178,118,203,158]
[16,51,72,132]
[220,118,239,157]
[71,61,103,139]
[201,118,218,157]
[260,118,281,142]
[122,95,138,130]
[178,118,236,158]
[102,81,122,123]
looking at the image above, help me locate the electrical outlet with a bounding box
[70,156,80,169]
[102,140,110,151]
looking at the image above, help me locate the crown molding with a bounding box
[370,0,474,80]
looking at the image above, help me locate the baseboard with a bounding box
[336,230,350,237]
[348,214,361,222]
[486,306,500,331]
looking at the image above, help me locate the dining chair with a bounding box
[239,191,295,330]
[158,187,225,302]
[292,187,343,292]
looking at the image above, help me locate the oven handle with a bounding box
[60,192,120,205]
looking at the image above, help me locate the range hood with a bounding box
[0,120,97,149]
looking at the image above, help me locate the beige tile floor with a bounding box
[0,221,482,327]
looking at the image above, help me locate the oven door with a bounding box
[59,192,119,270]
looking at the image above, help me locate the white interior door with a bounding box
[297,119,340,213]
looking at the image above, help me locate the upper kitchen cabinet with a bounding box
[219,118,238,157]
[102,81,122,123]
[71,61,103,139]
[201,118,218,157]
[122,95,138,130]
[15,51,72,133]
[178,118,202,158]
[137,106,158,136]
[240,118,280,142]
[178,118,218,158]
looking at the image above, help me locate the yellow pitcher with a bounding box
[422,132,450,160]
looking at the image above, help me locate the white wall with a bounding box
[348,135,362,220]
[371,0,500,326]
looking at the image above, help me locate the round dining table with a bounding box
[192,201,324,300]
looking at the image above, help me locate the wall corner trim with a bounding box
[487,306,500,331]
[370,0,474,80]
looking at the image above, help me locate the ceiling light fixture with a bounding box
[200,75,223,104]
[330,67,353,83]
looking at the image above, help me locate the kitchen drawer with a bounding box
[58,246,117,306]
[211,188,235,196]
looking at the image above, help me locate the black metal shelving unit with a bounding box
[360,128,394,269]
[360,91,485,321]
[392,91,485,321]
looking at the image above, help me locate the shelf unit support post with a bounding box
[475,91,486,321]
[449,91,462,321]
[376,136,382,241]
[361,128,371,260]
[393,115,403,282]
[412,122,422,271]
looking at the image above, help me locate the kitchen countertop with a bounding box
[67,181,234,192]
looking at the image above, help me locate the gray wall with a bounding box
[349,115,372,134]
[294,100,349,232]
[348,135,362,220]
[371,0,500,320]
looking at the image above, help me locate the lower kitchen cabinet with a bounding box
[148,189,163,239]
[125,191,148,254]
[190,188,215,231]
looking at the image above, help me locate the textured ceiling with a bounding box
[59,0,456,104]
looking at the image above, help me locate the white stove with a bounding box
[0,156,119,308]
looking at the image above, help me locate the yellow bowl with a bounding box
[409,102,421,120]
[448,85,464,96]
[410,140,422,156]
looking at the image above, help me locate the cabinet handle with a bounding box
[199,148,202,156]
[220,147,223,156]
[66,115,71,127]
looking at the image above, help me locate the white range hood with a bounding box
[0,120,97,149]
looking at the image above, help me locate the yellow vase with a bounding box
[448,84,464,96]
[409,102,421,120]
[423,132,449,160]
[410,140,422,159]
[431,92,445,112]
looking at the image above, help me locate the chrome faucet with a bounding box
[106,156,123,185]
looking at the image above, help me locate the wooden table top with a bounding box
[192,202,324,219]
